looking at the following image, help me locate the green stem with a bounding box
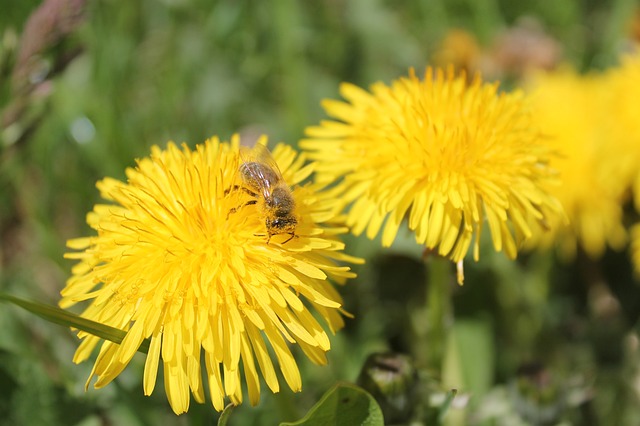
[415,256,454,370]
[428,256,454,370]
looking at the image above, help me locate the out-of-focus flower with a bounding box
[61,135,361,414]
[489,17,562,78]
[431,20,562,84]
[526,68,629,258]
[627,8,640,46]
[604,53,640,274]
[605,53,640,211]
[431,29,482,76]
[301,67,562,283]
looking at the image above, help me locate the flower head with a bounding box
[526,67,630,258]
[62,135,361,414]
[431,29,481,74]
[301,67,561,282]
[605,53,640,211]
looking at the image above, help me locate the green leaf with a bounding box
[443,319,494,405]
[437,388,458,423]
[0,293,149,354]
[280,383,384,426]
[218,403,236,426]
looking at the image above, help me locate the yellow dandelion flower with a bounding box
[61,135,361,414]
[526,68,628,258]
[431,29,481,75]
[605,52,640,211]
[301,67,562,283]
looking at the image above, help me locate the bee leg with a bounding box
[240,187,258,197]
[224,185,258,197]
[264,233,296,245]
[227,199,257,218]
[282,232,296,244]
[224,185,239,196]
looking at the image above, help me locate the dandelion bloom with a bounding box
[61,135,361,414]
[301,67,561,282]
[606,53,640,274]
[526,68,629,258]
[606,53,640,211]
[431,29,481,74]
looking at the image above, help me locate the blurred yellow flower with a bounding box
[526,68,629,258]
[605,53,640,211]
[301,67,562,283]
[431,29,481,74]
[62,135,361,414]
[607,52,640,277]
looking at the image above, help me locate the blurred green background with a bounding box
[2,0,640,425]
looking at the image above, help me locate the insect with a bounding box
[229,144,298,244]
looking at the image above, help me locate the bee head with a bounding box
[268,216,298,231]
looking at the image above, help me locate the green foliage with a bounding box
[0,294,150,354]
[2,0,640,425]
[280,383,384,426]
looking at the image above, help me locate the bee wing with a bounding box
[239,144,286,198]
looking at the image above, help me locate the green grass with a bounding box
[2,0,640,424]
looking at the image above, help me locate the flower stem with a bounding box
[423,255,454,370]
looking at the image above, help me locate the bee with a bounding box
[229,144,298,244]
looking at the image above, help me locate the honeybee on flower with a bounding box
[229,143,299,244]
